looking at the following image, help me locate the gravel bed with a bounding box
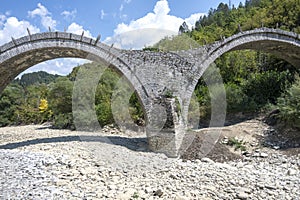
[0,125,299,199]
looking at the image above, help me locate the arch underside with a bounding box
[0,47,91,89]
[0,44,150,111]
[231,40,300,67]
[187,32,300,130]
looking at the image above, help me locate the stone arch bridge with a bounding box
[0,28,299,157]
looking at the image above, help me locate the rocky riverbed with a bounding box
[0,124,299,199]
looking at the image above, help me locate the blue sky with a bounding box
[0,0,243,75]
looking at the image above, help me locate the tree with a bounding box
[39,99,49,113]
[48,77,73,114]
[48,77,74,128]
[0,84,24,126]
[276,77,300,128]
[179,21,189,34]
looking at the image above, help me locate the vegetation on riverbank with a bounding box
[0,0,300,130]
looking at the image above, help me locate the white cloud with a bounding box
[66,22,93,38]
[61,9,77,21]
[5,11,11,16]
[124,0,131,4]
[0,11,11,27]
[0,14,6,21]
[28,3,57,30]
[100,9,106,20]
[0,14,6,27]
[22,58,90,76]
[153,0,170,16]
[0,7,93,77]
[104,0,205,49]
[120,4,124,12]
[185,13,203,28]
[0,17,40,45]
[105,28,176,49]
[120,14,128,21]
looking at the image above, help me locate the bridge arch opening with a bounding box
[0,32,147,130]
[188,29,300,129]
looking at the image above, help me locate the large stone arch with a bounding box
[0,31,150,112]
[194,28,300,86]
[181,28,300,130]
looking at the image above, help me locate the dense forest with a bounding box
[0,0,300,130]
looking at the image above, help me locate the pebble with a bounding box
[287,169,298,176]
[201,157,215,163]
[0,125,299,199]
[236,192,249,200]
[260,152,269,158]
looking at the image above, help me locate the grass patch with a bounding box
[227,138,247,151]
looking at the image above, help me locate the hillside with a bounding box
[14,71,61,87]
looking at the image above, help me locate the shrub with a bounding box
[53,113,74,130]
[241,70,292,106]
[225,83,258,113]
[276,77,300,128]
[227,137,247,151]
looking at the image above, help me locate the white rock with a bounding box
[201,157,215,163]
[237,192,249,200]
[287,169,297,176]
[259,153,268,158]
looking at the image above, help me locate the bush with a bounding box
[96,101,114,127]
[276,77,300,128]
[53,113,74,129]
[225,83,257,113]
[241,70,292,106]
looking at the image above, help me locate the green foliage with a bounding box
[14,105,43,124]
[129,93,145,125]
[241,70,292,106]
[227,137,247,151]
[0,84,24,126]
[16,71,60,87]
[192,0,300,45]
[276,77,300,128]
[96,100,114,127]
[215,50,258,84]
[53,63,133,129]
[152,34,200,51]
[48,77,73,114]
[225,83,257,113]
[0,83,51,126]
[176,0,300,123]
[53,113,74,129]
[48,77,73,128]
